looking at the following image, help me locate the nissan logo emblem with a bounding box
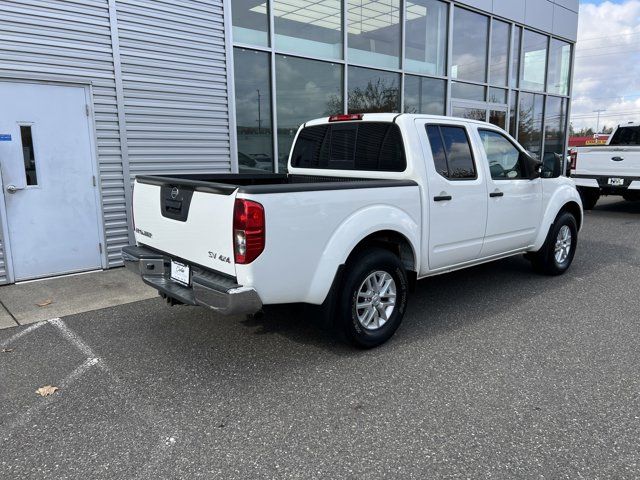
[171,187,179,199]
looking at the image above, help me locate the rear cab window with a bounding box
[609,126,640,146]
[291,122,407,172]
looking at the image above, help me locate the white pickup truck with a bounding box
[123,113,582,348]
[571,123,640,209]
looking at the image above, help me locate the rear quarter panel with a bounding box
[237,185,422,305]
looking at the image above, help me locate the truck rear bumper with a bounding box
[122,245,262,316]
[572,175,640,192]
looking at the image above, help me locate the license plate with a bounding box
[608,177,624,186]
[170,260,190,285]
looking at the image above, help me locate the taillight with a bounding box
[570,149,578,170]
[233,199,265,264]
[328,114,363,122]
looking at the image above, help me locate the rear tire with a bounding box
[578,187,600,210]
[530,212,578,276]
[335,248,408,348]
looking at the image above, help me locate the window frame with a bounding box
[477,127,531,181]
[18,122,41,189]
[425,123,478,181]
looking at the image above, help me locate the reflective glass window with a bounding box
[348,0,401,69]
[509,91,518,138]
[232,0,269,47]
[547,39,571,96]
[543,96,568,165]
[404,75,446,115]
[518,91,544,158]
[489,19,510,86]
[234,48,274,173]
[348,66,401,113]
[488,87,507,104]
[276,56,343,173]
[511,26,522,88]
[273,0,342,59]
[452,105,486,122]
[451,7,489,83]
[405,0,448,75]
[452,82,485,102]
[521,30,548,92]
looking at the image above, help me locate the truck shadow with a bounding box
[241,232,638,353]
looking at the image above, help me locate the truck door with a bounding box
[475,128,542,256]
[416,120,488,270]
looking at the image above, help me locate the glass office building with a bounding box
[231,0,576,173]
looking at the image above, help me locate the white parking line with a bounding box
[0,319,50,349]
[48,317,98,360]
[0,357,99,444]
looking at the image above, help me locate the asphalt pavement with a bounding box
[1,197,639,479]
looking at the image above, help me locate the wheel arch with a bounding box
[306,204,420,305]
[532,185,584,251]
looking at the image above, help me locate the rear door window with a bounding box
[291,122,406,172]
[425,125,477,180]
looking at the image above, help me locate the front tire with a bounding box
[530,212,578,276]
[336,248,408,348]
[578,187,600,210]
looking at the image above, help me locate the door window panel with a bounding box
[452,105,486,122]
[425,125,476,179]
[479,129,524,180]
[20,125,38,186]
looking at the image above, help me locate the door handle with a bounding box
[434,194,452,202]
[612,156,624,162]
[489,191,504,198]
[6,185,25,194]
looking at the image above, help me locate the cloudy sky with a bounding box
[571,0,640,131]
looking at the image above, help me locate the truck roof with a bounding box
[303,113,495,129]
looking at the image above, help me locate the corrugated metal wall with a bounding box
[117,0,232,177]
[0,0,232,283]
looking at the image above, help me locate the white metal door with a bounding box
[0,82,102,281]
[416,119,489,271]
[475,128,543,257]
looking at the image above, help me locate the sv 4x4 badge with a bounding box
[208,251,231,263]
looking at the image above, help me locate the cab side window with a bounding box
[478,130,525,180]
[425,125,477,180]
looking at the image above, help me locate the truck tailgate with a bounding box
[576,147,640,176]
[132,179,237,276]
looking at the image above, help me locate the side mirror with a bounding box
[541,153,563,178]
[520,151,541,180]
